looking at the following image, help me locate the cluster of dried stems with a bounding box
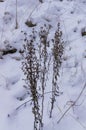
[22,23,64,130]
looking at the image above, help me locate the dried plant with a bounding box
[22,23,64,129]
[22,31,42,130]
[50,23,64,118]
[39,25,50,125]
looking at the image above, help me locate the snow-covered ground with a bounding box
[0,0,86,130]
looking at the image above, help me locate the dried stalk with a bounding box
[57,83,86,124]
[22,31,42,130]
[15,0,18,29]
[50,23,64,118]
[39,25,50,126]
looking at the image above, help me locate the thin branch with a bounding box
[16,99,32,110]
[56,104,86,129]
[69,114,86,129]
[57,83,86,124]
[15,91,61,111]
[15,91,56,112]
[15,0,18,29]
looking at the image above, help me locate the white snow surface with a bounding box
[0,0,86,130]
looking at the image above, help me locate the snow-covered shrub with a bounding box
[25,20,37,27]
[0,40,17,58]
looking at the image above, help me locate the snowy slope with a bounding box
[0,0,86,130]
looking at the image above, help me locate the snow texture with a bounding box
[0,0,86,130]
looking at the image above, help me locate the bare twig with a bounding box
[16,99,32,110]
[15,91,62,112]
[56,104,86,129]
[69,114,86,129]
[15,0,18,29]
[57,83,86,124]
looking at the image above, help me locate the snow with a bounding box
[0,0,86,130]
